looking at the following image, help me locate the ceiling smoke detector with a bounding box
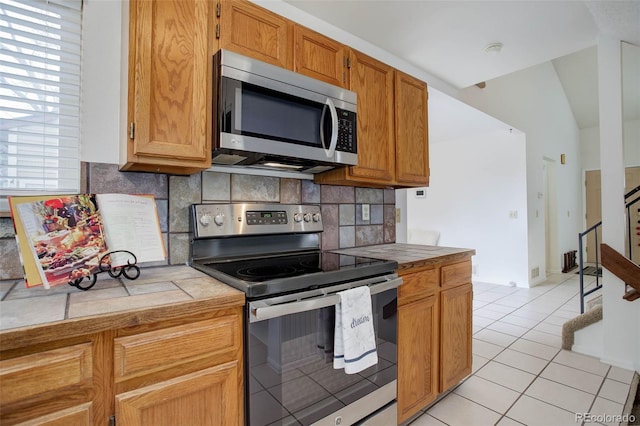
[484,42,504,54]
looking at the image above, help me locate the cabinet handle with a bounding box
[216,23,220,39]
[216,2,220,17]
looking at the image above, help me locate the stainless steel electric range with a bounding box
[190,203,402,426]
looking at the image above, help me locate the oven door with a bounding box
[246,275,401,426]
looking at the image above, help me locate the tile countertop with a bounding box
[0,245,472,349]
[0,265,244,350]
[333,243,476,273]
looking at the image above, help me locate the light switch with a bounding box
[362,204,370,221]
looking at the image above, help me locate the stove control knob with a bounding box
[303,213,312,222]
[199,213,212,226]
[312,213,321,222]
[293,213,303,222]
[214,213,225,226]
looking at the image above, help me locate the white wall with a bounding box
[405,130,529,286]
[581,120,640,172]
[80,0,124,164]
[460,62,582,282]
[596,36,638,371]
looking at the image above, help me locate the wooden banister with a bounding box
[600,243,640,301]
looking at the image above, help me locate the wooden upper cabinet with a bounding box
[293,26,348,88]
[218,0,293,69]
[124,0,214,174]
[315,50,395,187]
[315,53,430,188]
[346,50,396,182]
[395,71,429,186]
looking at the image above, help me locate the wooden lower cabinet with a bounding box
[112,308,243,426]
[13,403,93,426]
[440,283,473,392]
[397,292,439,423]
[0,338,102,426]
[0,308,243,426]
[397,259,473,424]
[116,361,240,426]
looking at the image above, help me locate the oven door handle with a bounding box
[249,276,403,322]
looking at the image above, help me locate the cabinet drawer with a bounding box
[15,402,92,426]
[399,269,438,304]
[0,343,93,406]
[114,315,239,381]
[441,261,471,288]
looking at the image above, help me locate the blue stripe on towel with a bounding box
[345,348,377,363]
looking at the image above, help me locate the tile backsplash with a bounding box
[0,162,396,280]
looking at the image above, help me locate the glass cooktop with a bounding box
[192,251,397,299]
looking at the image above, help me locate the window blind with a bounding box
[0,0,83,205]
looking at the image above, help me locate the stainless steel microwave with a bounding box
[212,49,357,174]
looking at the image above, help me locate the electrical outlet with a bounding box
[509,210,518,219]
[395,208,401,223]
[362,204,370,221]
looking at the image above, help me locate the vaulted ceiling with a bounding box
[284,0,640,137]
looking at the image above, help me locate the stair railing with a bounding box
[578,184,640,314]
[625,185,639,262]
[578,222,602,313]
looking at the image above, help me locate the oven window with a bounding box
[246,289,397,425]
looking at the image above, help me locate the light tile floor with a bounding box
[366,272,638,426]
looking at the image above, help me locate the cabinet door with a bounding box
[218,0,292,69]
[0,343,95,425]
[125,0,214,174]
[116,361,241,426]
[293,26,348,88]
[397,293,439,423]
[440,283,472,392]
[349,50,396,183]
[395,71,429,186]
[14,403,93,426]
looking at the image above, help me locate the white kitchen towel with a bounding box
[333,286,378,374]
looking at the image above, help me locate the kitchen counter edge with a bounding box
[332,243,476,273]
[0,265,245,351]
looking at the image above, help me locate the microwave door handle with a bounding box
[320,98,339,158]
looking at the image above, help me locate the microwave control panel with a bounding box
[336,109,357,153]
